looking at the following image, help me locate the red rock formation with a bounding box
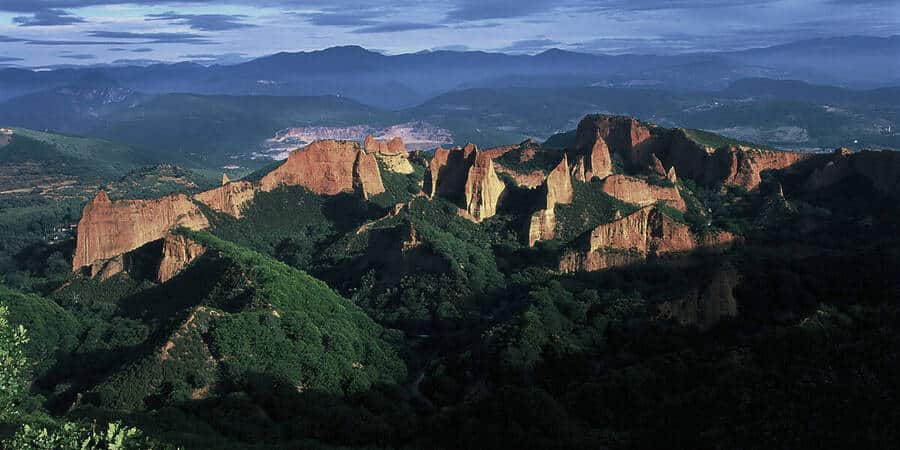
[649,153,667,177]
[804,148,900,199]
[194,180,257,218]
[365,135,414,174]
[664,130,810,191]
[574,115,660,170]
[259,140,384,197]
[364,135,406,155]
[424,145,476,199]
[354,149,386,199]
[73,191,209,271]
[657,265,739,329]
[600,174,686,211]
[493,164,545,188]
[157,234,206,283]
[528,209,556,247]
[464,150,505,222]
[544,154,574,209]
[559,206,738,272]
[527,155,575,246]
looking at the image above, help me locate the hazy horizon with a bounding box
[1,0,898,67]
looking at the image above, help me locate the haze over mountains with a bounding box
[2,35,898,108]
[0,35,897,173]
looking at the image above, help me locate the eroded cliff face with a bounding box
[657,265,740,329]
[664,130,810,191]
[600,174,686,211]
[559,206,738,272]
[364,135,414,174]
[354,150,386,200]
[259,140,385,197]
[425,145,506,222]
[425,145,476,200]
[464,151,506,222]
[804,148,900,199]
[194,180,257,218]
[157,234,206,283]
[574,115,659,170]
[73,191,209,271]
[527,155,575,246]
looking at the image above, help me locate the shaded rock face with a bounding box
[658,265,739,329]
[559,206,738,272]
[424,145,477,200]
[574,115,659,171]
[354,150,386,200]
[464,151,506,222]
[528,209,556,247]
[600,174,686,211]
[804,148,900,199]
[544,154,574,209]
[260,140,385,197]
[194,180,257,218]
[426,145,505,222]
[665,130,810,191]
[365,135,414,174]
[73,191,209,271]
[527,155,574,246]
[157,234,206,283]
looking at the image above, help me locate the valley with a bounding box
[0,33,898,450]
[2,113,899,448]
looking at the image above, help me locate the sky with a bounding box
[0,0,897,67]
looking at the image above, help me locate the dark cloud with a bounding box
[132,47,154,52]
[58,53,95,59]
[145,11,256,31]
[289,11,377,27]
[87,31,215,44]
[179,52,249,64]
[13,8,85,26]
[110,58,166,66]
[352,22,443,33]
[0,56,24,62]
[0,35,26,42]
[497,38,561,53]
[447,0,554,21]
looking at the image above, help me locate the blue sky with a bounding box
[0,0,897,67]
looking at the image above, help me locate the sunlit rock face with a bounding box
[260,139,385,197]
[72,191,209,272]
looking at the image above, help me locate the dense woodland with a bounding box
[1,126,899,450]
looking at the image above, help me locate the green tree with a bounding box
[0,303,28,421]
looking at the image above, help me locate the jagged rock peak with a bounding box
[259,139,385,197]
[221,173,231,185]
[72,193,209,272]
[364,135,407,156]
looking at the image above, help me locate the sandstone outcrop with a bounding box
[657,265,739,329]
[664,130,810,191]
[574,115,658,170]
[600,174,686,211]
[157,234,206,283]
[259,140,385,197]
[527,155,575,246]
[804,148,900,199]
[364,135,414,174]
[194,180,257,218]
[73,191,209,271]
[425,144,506,222]
[544,154,574,209]
[464,151,506,222]
[425,145,476,200]
[528,209,557,247]
[558,206,738,272]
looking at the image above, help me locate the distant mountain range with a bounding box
[1,35,897,108]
